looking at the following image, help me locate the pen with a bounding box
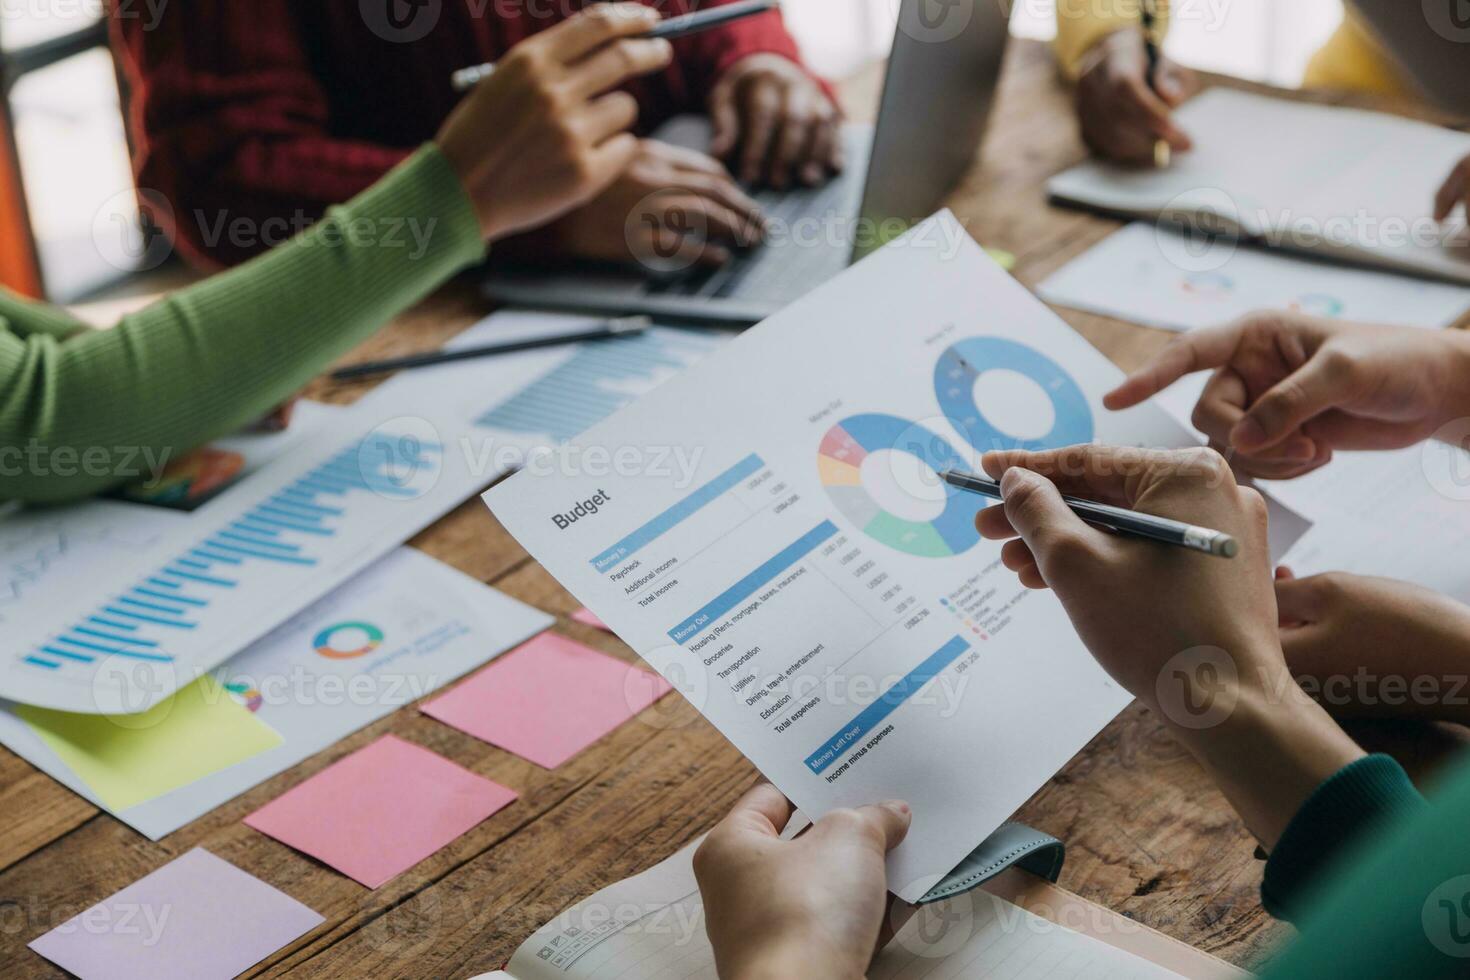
[1140,0,1170,169]
[452,0,781,92]
[940,469,1239,558]
[329,315,652,381]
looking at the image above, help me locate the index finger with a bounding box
[980,445,1213,507]
[1103,320,1246,410]
[545,3,662,63]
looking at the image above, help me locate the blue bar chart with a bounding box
[20,433,441,674]
[473,329,720,444]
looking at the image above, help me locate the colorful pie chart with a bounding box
[818,413,983,558]
[934,338,1094,454]
[313,621,384,660]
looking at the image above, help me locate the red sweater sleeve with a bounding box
[111,1,411,270]
[673,1,816,98]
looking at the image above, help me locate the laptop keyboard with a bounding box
[653,129,873,305]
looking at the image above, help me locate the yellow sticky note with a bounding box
[17,676,282,811]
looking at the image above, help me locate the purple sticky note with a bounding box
[244,734,517,888]
[421,632,672,769]
[28,848,322,980]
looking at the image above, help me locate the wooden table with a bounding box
[4,38,1466,978]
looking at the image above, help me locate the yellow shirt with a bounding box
[1054,2,1415,101]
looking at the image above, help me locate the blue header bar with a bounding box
[803,635,970,775]
[667,520,838,644]
[590,454,764,573]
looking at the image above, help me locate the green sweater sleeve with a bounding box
[1262,753,1428,920]
[1262,752,1470,978]
[0,144,485,505]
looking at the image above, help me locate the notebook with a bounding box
[1049,89,1470,285]
[470,840,1252,979]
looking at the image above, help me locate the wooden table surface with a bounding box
[4,38,1467,978]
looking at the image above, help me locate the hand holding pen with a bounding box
[1072,11,1194,166]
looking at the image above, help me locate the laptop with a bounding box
[482,0,1012,326]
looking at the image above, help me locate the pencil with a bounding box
[329,316,652,381]
[1140,0,1170,168]
[452,0,781,92]
[941,469,1238,558]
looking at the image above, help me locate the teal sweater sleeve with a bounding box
[1262,753,1427,919]
[1262,751,1470,978]
[0,144,484,505]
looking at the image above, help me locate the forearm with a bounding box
[0,144,483,505]
[1168,680,1365,851]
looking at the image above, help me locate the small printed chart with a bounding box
[817,413,982,558]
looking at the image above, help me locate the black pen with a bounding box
[1140,0,1170,168]
[329,315,651,381]
[940,469,1238,558]
[452,0,781,92]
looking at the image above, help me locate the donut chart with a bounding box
[818,413,982,558]
[934,338,1094,453]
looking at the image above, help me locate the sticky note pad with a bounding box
[422,633,672,768]
[244,735,516,888]
[570,606,611,632]
[16,676,283,811]
[28,847,322,980]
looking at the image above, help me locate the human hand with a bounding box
[436,4,672,241]
[1104,311,1470,479]
[708,53,842,188]
[1276,567,1470,724]
[541,139,765,269]
[694,783,910,980]
[976,445,1363,848]
[1434,153,1470,225]
[974,445,1277,703]
[1074,29,1195,165]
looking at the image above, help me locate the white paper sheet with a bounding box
[0,317,722,714]
[483,213,1205,902]
[1039,224,1470,333]
[1049,89,1470,284]
[0,547,552,839]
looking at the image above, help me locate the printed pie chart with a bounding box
[934,338,1094,453]
[818,413,982,558]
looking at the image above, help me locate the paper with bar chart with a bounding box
[1,316,719,714]
[485,213,1202,901]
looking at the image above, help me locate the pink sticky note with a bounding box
[570,606,611,632]
[422,633,672,769]
[244,735,516,888]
